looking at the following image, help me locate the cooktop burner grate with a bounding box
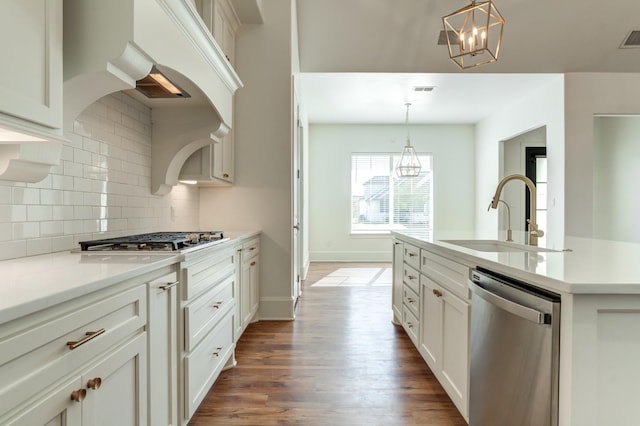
[79,231,225,251]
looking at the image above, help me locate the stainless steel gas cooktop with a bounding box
[78,231,227,252]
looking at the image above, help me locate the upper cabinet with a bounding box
[0,0,65,183]
[194,0,240,66]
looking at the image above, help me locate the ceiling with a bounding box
[296,0,640,124]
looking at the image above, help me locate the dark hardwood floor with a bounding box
[189,262,466,425]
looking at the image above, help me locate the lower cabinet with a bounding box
[391,238,472,422]
[235,236,260,341]
[180,245,237,425]
[0,278,152,426]
[391,238,404,324]
[420,275,470,419]
[148,272,179,426]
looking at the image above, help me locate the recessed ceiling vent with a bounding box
[413,86,435,92]
[620,31,640,48]
[136,67,191,98]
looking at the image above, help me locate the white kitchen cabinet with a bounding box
[391,238,404,324]
[147,272,179,426]
[0,278,150,426]
[0,0,65,182]
[419,274,470,419]
[237,236,260,338]
[0,0,63,132]
[179,245,237,424]
[80,333,148,426]
[2,376,82,426]
[193,0,240,65]
[179,135,234,186]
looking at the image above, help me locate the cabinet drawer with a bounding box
[403,264,420,294]
[184,274,234,351]
[184,311,234,419]
[403,284,419,318]
[241,237,260,261]
[402,306,420,346]
[403,243,420,270]
[421,250,470,301]
[0,284,146,414]
[183,250,235,300]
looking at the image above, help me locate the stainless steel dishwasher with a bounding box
[469,268,561,426]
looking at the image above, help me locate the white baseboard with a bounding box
[258,296,295,320]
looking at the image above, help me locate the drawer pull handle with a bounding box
[159,281,178,291]
[213,347,223,357]
[432,289,443,298]
[67,328,105,350]
[406,322,414,329]
[249,247,256,251]
[70,389,87,402]
[407,275,416,280]
[408,252,417,257]
[223,173,230,178]
[407,298,415,303]
[87,377,102,390]
[212,302,223,309]
[250,261,256,266]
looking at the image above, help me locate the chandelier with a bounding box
[442,0,505,69]
[396,103,421,178]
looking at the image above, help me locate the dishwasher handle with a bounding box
[469,280,548,324]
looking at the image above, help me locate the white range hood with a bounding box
[64,0,243,195]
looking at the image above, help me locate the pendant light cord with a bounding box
[405,102,411,146]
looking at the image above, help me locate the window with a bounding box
[351,153,433,233]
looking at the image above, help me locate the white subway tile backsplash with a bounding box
[13,187,39,204]
[0,205,27,222]
[73,177,92,192]
[27,205,53,222]
[0,240,26,261]
[0,92,200,260]
[53,205,74,221]
[40,189,63,205]
[26,238,52,257]
[0,223,11,241]
[13,222,40,239]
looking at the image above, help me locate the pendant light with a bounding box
[396,103,422,178]
[443,0,505,69]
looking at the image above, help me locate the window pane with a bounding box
[351,153,432,233]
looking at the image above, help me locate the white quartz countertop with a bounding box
[0,230,261,325]
[393,230,640,294]
[0,251,179,325]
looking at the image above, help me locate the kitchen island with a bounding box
[392,230,640,426]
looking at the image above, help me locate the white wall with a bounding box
[475,75,565,248]
[593,116,640,242]
[309,123,475,262]
[199,0,296,319]
[0,92,199,261]
[564,73,640,238]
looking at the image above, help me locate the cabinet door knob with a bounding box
[432,289,443,298]
[87,377,102,390]
[70,389,87,402]
[66,328,105,350]
[250,261,256,266]
[223,173,230,178]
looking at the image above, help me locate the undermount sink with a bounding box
[441,239,559,253]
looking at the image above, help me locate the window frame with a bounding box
[350,152,433,235]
